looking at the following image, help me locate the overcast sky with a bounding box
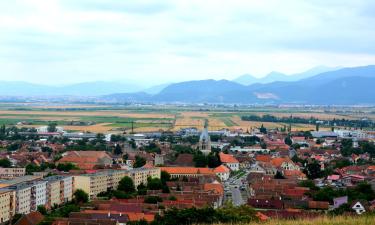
[0,0,375,86]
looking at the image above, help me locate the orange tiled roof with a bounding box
[271,157,292,167]
[127,213,154,222]
[284,170,306,178]
[213,165,230,173]
[160,167,215,175]
[256,155,272,162]
[219,152,239,163]
[204,183,224,195]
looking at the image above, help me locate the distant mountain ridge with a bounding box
[0,81,145,96]
[232,66,341,85]
[102,65,375,105]
[0,65,374,105]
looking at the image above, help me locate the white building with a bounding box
[219,152,239,171]
[213,165,230,181]
[229,146,270,154]
[11,184,32,215]
[62,176,73,203]
[32,181,47,211]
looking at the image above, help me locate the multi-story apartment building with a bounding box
[74,173,108,199]
[0,189,15,223]
[46,179,61,209]
[9,184,32,215]
[0,168,26,179]
[129,168,161,187]
[74,168,160,199]
[44,175,74,205]
[107,170,129,190]
[31,181,47,211]
[61,176,73,203]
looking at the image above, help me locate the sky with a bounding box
[0,0,375,87]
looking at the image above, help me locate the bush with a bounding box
[144,196,163,204]
[74,189,89,203]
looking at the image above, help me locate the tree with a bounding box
[57,163,78,172]
[25,164,42,175]
[168,196,177,201]
[274,171,285,179]
[207,153,221,168]
[0,158,11,167]
[193,154,207,167]
[259,124,267,134]
[299,180,319,191]
[114,144,123,155]
[133,156,146,168]
[47,122,58,132]
[147,177,163,190]
[118,176,135,193]
[161,171,171,185]
[137,183,147,195]
[144,196,163,204]
[304,161,323,179]
[37,205,47,215]
[284,136,292,146]
[74,189,89,203]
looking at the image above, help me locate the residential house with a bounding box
[213,165,230,181]
[219,152,239,171]
[58,151,113,170]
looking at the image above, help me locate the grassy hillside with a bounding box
[216,215,374,225]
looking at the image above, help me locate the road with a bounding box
[230,186,244,206]
[224,170,250,206]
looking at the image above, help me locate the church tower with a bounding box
[199,119,211,155]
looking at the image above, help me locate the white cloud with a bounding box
[0,0,374,85]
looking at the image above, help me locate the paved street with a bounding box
[230,186,244,206]
[224,170,250,206]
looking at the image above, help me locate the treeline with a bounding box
[128,204,258,225]
[241,114,375,128]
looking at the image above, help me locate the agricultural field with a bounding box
[0,103,373,133]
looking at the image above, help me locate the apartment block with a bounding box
[31,181,47,211]
[129,168,161,187]
[46,179,61,208]
[0,189,15,223]
[44,176,73,208]
[74,173,108,199]
[0,168,26,179]
[9,184,32,215]
[73,168,160,199]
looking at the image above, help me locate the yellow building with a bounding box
[74,172,108,199]
[47,180,61,208]
[108,170,129,190]
[10,184,32,215]
[0,168,26,179]
[73,168,160,199]
[129,168,161,187]
[0,189,15,223]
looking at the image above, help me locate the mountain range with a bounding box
[0,65,374,105]
[103,65,375,105]
[232,66,340,85]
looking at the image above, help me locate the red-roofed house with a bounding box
[213,165,230,181]
[58,151,112,170]
[219,152,239,171]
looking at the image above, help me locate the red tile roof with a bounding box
[213,165,230,173]
[256,155,272,162]
[219,152,239,163]
[159,167,215,175]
